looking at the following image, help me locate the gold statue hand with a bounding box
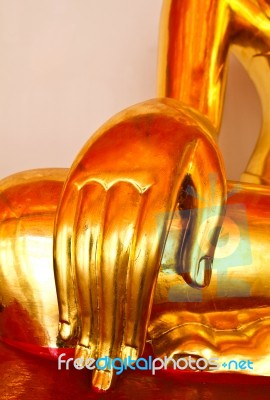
[53,98,226,390]
[158,0,270,184]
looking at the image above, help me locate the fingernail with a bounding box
[196,256,212,287]
[75,344,91,364]
[121,345,138,362]
[59,322,71,341]
[92,369,114,392]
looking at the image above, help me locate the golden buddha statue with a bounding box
[1,0,270,393]
[1,99,270,392]
[0,98,227,390]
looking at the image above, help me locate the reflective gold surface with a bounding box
[152,180,270,376]
[1,160,270,385]
[53,98,226,389]
[1,100,270,390]
[2,342,270,400]
[157,0,270,184]
[0,169,67,351]
[1,0,270,394]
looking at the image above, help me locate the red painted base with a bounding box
[0,342,270,399]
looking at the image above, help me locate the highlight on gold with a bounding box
[1,0,270,393]
[158,0,270,184]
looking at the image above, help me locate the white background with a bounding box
[0,0,261,181]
